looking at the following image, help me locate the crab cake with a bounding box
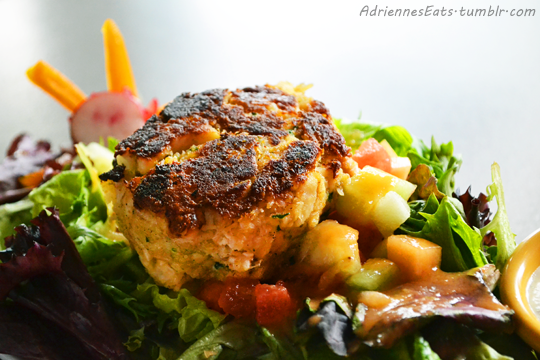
[100,83,357,290]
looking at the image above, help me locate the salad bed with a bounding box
[0,121,536,360]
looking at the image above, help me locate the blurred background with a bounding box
[0,0,539,240]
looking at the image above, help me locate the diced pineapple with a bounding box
[298,220,361,273]
[346,258,401,292]
[362,166,416,200]
[372,191,410,237]
[386,235,441,281]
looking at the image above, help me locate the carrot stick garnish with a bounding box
[18,169,45,188]
[102,19,138,97]
[26,61,86,112]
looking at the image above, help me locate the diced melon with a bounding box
[372,191,410,237]
[298,220,361,273]
[386,235,441,281]
[390,156,412,180]
[346,258,401,292]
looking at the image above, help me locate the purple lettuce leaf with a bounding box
[0,302,99,359]
[0,135,55,204]
[0,208,129,359]
[355,265,514,348]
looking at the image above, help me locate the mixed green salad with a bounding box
[0,121,536,360]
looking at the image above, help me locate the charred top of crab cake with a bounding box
[100,83,356,289]
[103,84,351,232]
[111,84,349,174]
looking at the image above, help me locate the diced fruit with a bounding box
[389,156,412,180]
[70,91,147,144]
[362,166,416,200]
[352,138,391,173]
[346,258,401,292]
[197,280,225,312]
[386,235,441,282]
[218,278,259,318]
[298,220,361,273]
[335,166,416,231]
[379,140,398,158]
[379,140,412,180]
[318,258,362,291]
[255,282,295,327]
[372,191,410,237]
[357,291,393,309]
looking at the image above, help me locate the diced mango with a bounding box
[372,191,410,237]
[386,235,441,281]
[298,220,360,273]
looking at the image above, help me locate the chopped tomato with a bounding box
[352,138,392,173]
[197,280,225,312]
[218,278,259,318]
[254,281,295,327]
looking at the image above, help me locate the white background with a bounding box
[0,0,539,240]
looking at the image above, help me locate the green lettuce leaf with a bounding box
[178,322,260,360]
[408,138,462,196]
[0,198,33,248]
[479,163,515,270]
[259,327,304,360]
[422,321,513,360]
[335,120,412,156]
[398,195,487,272]
[411,334,441,360]
[135,283,226,343]
[28,169,99,225]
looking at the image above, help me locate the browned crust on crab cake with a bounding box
[294,112,350,158]
[112,85,349,162]
[130,134,321,235]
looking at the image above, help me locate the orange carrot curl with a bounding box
[26,60,86,112]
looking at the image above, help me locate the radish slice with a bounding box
[70,91,147,144]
